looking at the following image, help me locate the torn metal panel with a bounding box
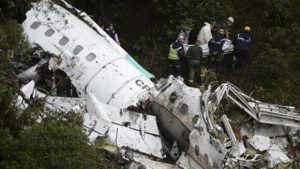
[40,93,164,158]
[43,95,85,113]
[211,83,300,127]
[83,113,109,141]
[202,85,214,130]
[150,77,202,149]
[150,101,191,149]
[247,102,300,127]
[240,124,290,138]
[84,93,163,158]
[16,80,37,110]
[266,144,291,168]
[152,76,202,129]
[33,89,163,159]
[237,154,263,168]
[247,135,290,168]
[221,115,238,146]
[152,77,230,168]
[112,125,163,159]
[86,93,160,135]
[108,109,160,136]
[240,125,291,152]
[212,83,229,106]
[187,129,227,169]
[176,152,204,169]
[20,80,35,99]
[118,150,178,169]
[17,59,47,83]
[133,157,180,169]
[16,95,29,110]
[230,141,246,157]
[247,135,273,152]
[227,93,258,120]
[86,92,111,123]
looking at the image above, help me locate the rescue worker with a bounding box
[168,36,185,77]
[105,23,121,45]
[178,26,191,45]
[186,40,203,84]
[213,16,234,38]
[197,20,214,45]
[177,26,191,78]
[208,29,226,77]
[233,26,251,70]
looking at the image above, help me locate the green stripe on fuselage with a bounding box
[125,54,154,79]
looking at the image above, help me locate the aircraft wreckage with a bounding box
[15,0,300,168]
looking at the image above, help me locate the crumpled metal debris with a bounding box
[15,0,300,168]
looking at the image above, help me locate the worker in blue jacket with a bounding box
[208,29,226,76]
[105,23,120,45]
[233,26,251,69]
[168,36,185,77]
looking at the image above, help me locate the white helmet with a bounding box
[178,35,184,40]
[228,17,234,24]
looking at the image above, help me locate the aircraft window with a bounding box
[59,37,69,46]
[30,21,41,29]
[85,53,96,62]
[73,45,83,55]
[45,29,55,37]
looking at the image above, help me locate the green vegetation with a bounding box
[10,121,96,169]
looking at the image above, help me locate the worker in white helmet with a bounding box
[197,19,214,45]
[178,25,192,45]
[213,16,235,38]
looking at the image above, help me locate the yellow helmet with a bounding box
[244,26,251,32]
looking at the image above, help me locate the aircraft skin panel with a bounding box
[87,76,152,108]
[22,0,154,108]
[153,78,228,168]
[85,58,152,106]
[20,1,300,168]
[115,125,163,158]
[108,79,152,107]
[23,16,61,55]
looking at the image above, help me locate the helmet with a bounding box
[219,29,225,34]
[244,26,251,32]
[178,35,184,40]
[228,17,234,24]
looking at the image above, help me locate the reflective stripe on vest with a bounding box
[237,33,251,43]
[168,44,179,60]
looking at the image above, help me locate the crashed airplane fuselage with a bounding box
[21,0,300,169]
[23,0,154,109]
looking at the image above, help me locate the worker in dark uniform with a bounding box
[186,41,203,84]
[208,29,226,77]
[105,23,120,45]
[233,26,251,70]
[168,36,185,77]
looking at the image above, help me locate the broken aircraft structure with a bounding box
[16,0,300,168]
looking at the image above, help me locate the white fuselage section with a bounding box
[22,0,154,108]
